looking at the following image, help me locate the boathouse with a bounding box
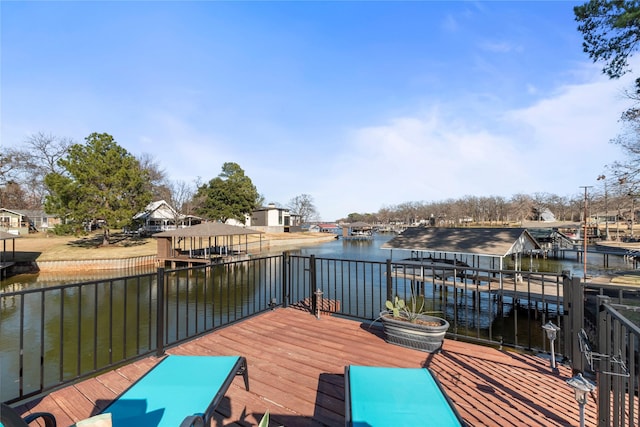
[382,227,540,271]
[154,222,264,267]
[0,230,20,279]
[342,221,373,240]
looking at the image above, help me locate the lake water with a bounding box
[1,233,636,290]
[297,233,634,277]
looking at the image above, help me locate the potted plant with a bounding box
[377,295,449,353]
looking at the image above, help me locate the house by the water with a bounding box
[0,208,59,235]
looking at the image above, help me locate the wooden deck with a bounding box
[13,308,596,426]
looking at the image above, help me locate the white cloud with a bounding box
[310,65,636,220]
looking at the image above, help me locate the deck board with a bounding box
[12,307,596,426]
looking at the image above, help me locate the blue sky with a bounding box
[2,1,636,221]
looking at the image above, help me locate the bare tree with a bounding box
[508,194,534,224]
[137,153,171,201]
[288,194,318,223]
[0,152,20,187]
[167,179,196,225]
[6,133,72,208]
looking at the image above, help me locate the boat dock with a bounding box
[390,266,563,305]
[0,262,15,279]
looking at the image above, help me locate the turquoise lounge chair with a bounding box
[101,355,249,427]
[344,365,465,427]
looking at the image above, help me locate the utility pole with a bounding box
[597,175,610,240]
[580,186,593,282]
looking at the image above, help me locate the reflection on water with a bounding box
[1,266,157,292]
[2,234,637,290]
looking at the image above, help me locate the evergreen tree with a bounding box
[575,0,640,82]
[194,162,259,223]
[44,132,152,244]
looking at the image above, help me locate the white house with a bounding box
[133,200,183,235]
[0,208,60,235]
[249,203,300,233]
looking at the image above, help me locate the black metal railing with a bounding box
[2,253,567,404]
[590,296,639,427]
[0,255,283,404]
[288,255,565,352]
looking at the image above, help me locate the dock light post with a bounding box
[566,373,595,427]
[314,288,323,319]
[597,175,610,240]
[542,321,560,373]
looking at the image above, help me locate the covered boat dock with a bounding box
[0,230,20,279]
[154,222,264,267]
[382,227,541,271]
[381,227,559,304]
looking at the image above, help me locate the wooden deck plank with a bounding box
[11,307,596,426]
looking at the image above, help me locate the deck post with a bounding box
[563,274,584,374]
[597,295,611,427]
[386,259,393,302]
[310,255,317,315]
[156,267,166,357]
[282,252,289,308]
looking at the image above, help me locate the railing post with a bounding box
[562,273,572,368]
[310,255,317,315]
[386,259,393,302]
[156,267,165,357]
[597,295,611,427]
[563,274,584,374]
[282,252,289,308]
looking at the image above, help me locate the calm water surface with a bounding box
[1,233,636,289]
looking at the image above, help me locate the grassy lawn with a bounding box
[7,231,157,262]
[5,230,335,262]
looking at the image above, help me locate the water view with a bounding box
[1,233,635,290]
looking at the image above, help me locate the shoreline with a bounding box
[5,232,338,273]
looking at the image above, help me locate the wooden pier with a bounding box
[0,262,15,280]
[389,268,563,305]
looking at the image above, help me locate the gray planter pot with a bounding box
[379,311,450,353]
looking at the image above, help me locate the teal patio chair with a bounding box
[101,355,249,427]
[344,365,465,427]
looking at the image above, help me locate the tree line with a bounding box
[341,186,629,227]
[1,131,638,238]
[1,132,319,245]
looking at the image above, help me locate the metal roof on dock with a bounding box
[381,227,540,258]
[153,222,264,238]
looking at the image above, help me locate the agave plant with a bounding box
[385,295,426,323]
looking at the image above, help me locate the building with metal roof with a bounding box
[154,222,264,266]
[381,227,541,271]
